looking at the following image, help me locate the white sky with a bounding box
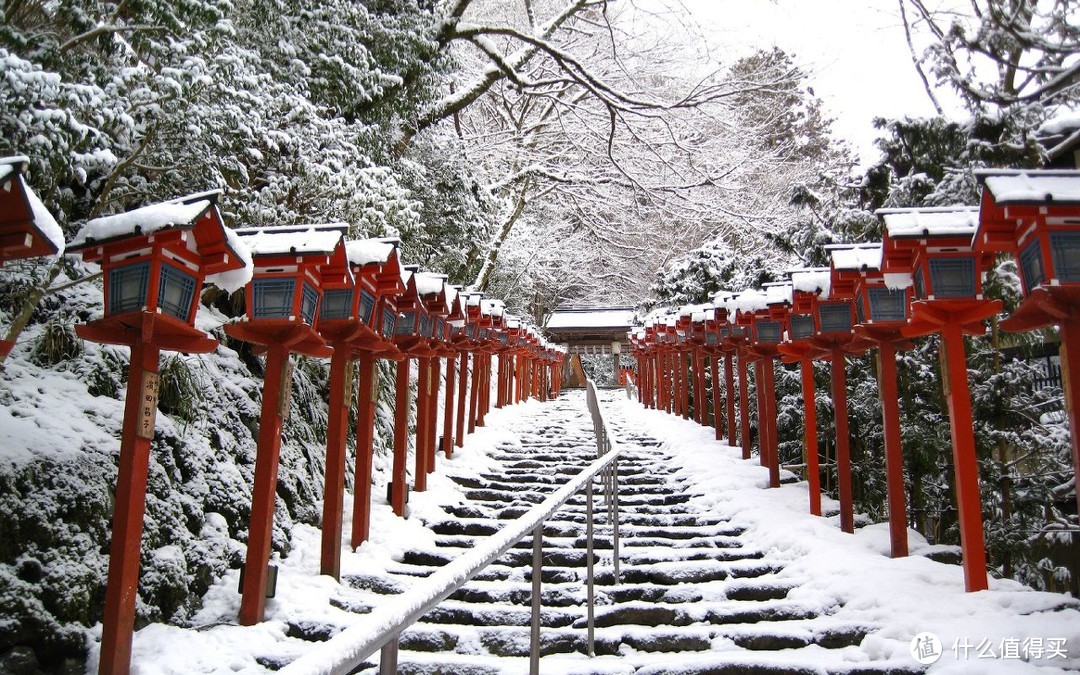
[645,0,964,167]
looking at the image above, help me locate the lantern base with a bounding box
[225,321,331,358]
[904,299,1003,338]
[77,311,218,354]
[1000,287,1080,333]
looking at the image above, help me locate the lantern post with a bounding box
[316,237,405,573]
[750,284,791,488]
[225,225,349,624]
[0,157,64,358]
[832,243,915,558]
[880,206,1000,592]
[778,269,831,517]
[67,192,249,672]
[813,286,868,534]
[974,169,1080,522]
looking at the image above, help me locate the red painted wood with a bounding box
[830,350,854,534]
[762,356,780,488]
[414,358,430,492]
[468,353,479,434]
[711,355,722,440]
[801,359,822,516]
[456,352,468,446]
[239,344,289,625]
[477,354,489,426]
[738,351,751,460]
[99,340,160,675]
[725,354,736,446]
[443,354,456,458]
[754,360,767,468]
[1060,318,1080,522]
[941,322,989,591]
[877,342,908,557]
[319,347,350,579]
[681,352,690,420]
[350,353,376,548]
[427,357,440,475]
[391,358,411,516]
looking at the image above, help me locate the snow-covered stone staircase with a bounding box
[323,390,918,674]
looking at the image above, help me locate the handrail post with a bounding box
[612,454,620,584]
[530,524,543,675]
[379,638,398,674]
[586,477,595,657]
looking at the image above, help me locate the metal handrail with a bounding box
[282,383,622,675]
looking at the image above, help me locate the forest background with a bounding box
[0,0,1077,671]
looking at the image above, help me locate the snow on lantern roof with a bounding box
[345,237,396,266]
[466,293,482,307]
[506,317,521,329]
[828,244,882,273]
[70,191,224,248]
[764,283,792,307]
[0,155,27,183]
[206,227,254,294]
[0,156,64,258]
[977,169,1080,204]
[732,289,768,314]
[414,272,445,297]
[482,298,505,317]
[234,224,347,257]
[878,206,980,239]
[789,268,832,297]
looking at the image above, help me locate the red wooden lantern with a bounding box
[412,272,452,494]
[67,191,249,675]
[716,292,753,457]
[749,284,791,488]
[880,205,998,592]
[832,243,913,558]
[973,169,1080,524]
[0,156,63,265]
[314,237,406,576]
[777,268,831,517]
[225,224,348,625]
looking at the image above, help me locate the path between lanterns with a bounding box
[125,389,1080,674]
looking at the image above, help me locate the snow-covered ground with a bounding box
[101,391,1080,674]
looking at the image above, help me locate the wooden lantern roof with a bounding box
[345,237,406,297]
[789,268,830,312]
[827,244,881,299]
[69,190,250,286]
[235,224,351,287]
[879,206,982,264]
[414,272,451,316]
[975,169,1080,253]
[0,156,64,265]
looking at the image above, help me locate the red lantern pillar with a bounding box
[762,354,780,488]
[754,359,768,468]
[240,341,293,625]
[829,349,854,534]
[98,339,160,674]
[456,352,469,446]
[738,350,752,460]
[468,353,480,434]
[426,357,440,474]
[414,357,430,492]
[320,346,351,579]
[443,354,456,458]
[800,358,822,516]
[876,341,908,556]
[391,358,411,516]
[725,353,736,446]
[710,355,722,439]
[681,351,691,420]
[940,322,989,591]
[351,353,377,548]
